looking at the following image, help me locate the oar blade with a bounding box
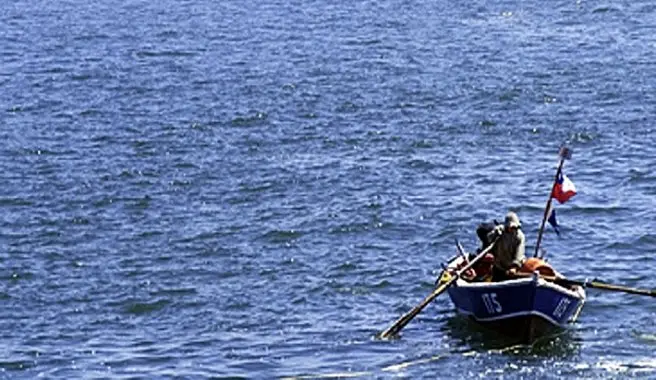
[378,282,450,339]
[378,238,499,340]
[588,281,656,297]
[542,276,656,298]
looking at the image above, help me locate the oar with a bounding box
[455,239,469,263]
[554,276,655,297]
[378,238,498,339]
[515,273,656,297]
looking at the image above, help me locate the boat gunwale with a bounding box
[446,256,586,300]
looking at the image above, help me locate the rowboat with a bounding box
[440,255,586,343]
[379,148,653,341]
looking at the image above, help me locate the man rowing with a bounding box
[485,211,526,282]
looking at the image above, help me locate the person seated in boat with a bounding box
[468,219,500,281]
[486,211,526,282]
[476,219,499,251]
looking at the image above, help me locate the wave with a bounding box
[123,299,171,315]
[0,360,36,372]
[149,287,197,297]
[572,204,631,214]
[0,197,32,207]
[231,111,268,127]
[261,229,304,243]
[134,50,198,58]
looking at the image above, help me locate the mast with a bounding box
[534,146,572,258]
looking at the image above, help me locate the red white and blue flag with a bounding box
[552,172,577,204]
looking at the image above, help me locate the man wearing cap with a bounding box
[487,211,526,281]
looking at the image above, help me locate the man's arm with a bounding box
[514,232,526,264]
[507,233,526,275]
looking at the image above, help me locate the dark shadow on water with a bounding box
[442,315,582,358]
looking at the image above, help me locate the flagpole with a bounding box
[534,147,571,258]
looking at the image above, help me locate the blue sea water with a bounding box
[1,0,655,378]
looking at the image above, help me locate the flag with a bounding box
[552,172,577,204]
[548,206,560,235]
